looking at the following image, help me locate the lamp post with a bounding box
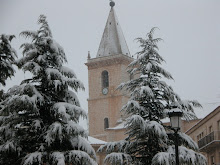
[168,108,183,165]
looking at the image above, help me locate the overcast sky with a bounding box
[1,0,220,129]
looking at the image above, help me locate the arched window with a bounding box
[102,70,109,88]
[104,118,109,129]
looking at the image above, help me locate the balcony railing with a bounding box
[198,131,220,150]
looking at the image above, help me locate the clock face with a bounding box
[102,88,108,95]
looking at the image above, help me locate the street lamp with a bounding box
[168,107,183,165]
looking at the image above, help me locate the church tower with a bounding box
[85,2,133,142]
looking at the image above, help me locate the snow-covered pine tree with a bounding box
[0,34,17,87]
[0,34,17,100]
[0,15,97,165]
[98,28,207,165]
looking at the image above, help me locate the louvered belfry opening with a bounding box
[102,70,109,88]
[104,117,109,129]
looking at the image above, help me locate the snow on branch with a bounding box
[65,121,86,137]
[126,115,145,131]
[151,152,170,165]
[104,152,132,165]
[52,104,70,122]
[20,43,36,55]
[45,122,63,146]
[23,152,42,165]
[70,136,96,158]
[66,150,97,165]
[50,152,65,165]
[2,93,41,114]
[17,48,38,67]
[178,100,202,111]
[155,65,173,79]
[37,15,53,38]
[45,68,84,91]
[178,132,199,151]
[63,77,85,91]
[122,100,140,114]
[46,68,62,80]
[152,146,207,165]
[22,61,41,75]
[117,79,138,92]
[60,66,76,78]
[65,90,80,106]
[145,120,167,140]
[19,30,38,40]
[178,146,207,165]
[126,115,167,140]
[2,84,44,111]
[97,140,128,153]
[140,86,154,98]
[53,102,87,121]
[0,140,16,152]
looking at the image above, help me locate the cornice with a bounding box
[87,93,129,101]
[85,54,133,69]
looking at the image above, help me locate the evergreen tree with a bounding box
[0,15,97,165]
[0,34,17,86]
[0,34,17,100]
[98,28,206,165]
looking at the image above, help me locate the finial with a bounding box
[88,51,91,59]
[109,0,115,7]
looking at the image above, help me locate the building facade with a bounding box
[85,2,132,143]
[186,106,220,165]
[86,2,220,165]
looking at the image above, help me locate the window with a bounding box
[218,120,220,131]
[197,132,204,142]
[104,118,109,129]
[211,156,215,165]
[209,125,213,133]
[102,71,109,88]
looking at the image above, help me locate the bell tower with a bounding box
[85,2,133,142]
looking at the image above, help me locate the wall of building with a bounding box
[86,55,133,142]
[106,128,127,142]
[186,106,220,165]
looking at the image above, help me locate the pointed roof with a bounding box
[96,3,130,57]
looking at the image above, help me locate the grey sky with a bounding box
[0,0,220,128]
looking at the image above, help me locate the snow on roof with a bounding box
[107,121,126,130]
[88,136,107,145]
[96,6,130,57]
[169,108,182,113]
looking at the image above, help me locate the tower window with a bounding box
[104,118,109,129]
[102,70,109,88]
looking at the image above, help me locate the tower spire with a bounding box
[96,2,130,57]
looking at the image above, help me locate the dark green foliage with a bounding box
[98,28,206,165]
[0,34,17,86]
[0,15,97,165]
